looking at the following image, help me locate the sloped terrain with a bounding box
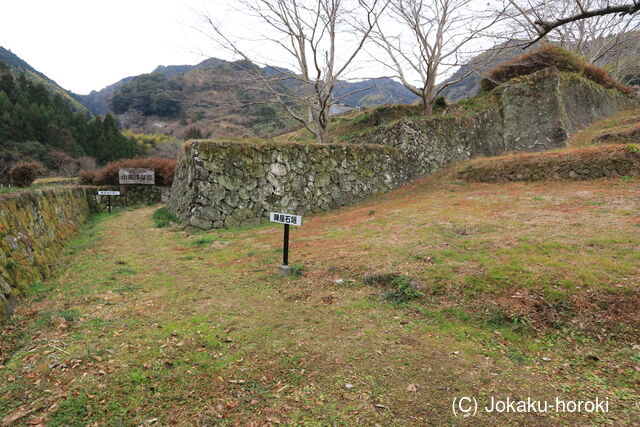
[569,109,640,146]
[457,144,640,182]
[1,171,638,425]
[456,107,640,182]
[80,59,418,141]
[0,46,88,115]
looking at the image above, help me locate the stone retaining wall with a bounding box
[168,141,411,229]
[0,187,90,320]
[85,185,170,212]
[357,71,635,157]
[169,71,635,230]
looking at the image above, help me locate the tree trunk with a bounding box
[421,96,433,116]
[317,126,329,144]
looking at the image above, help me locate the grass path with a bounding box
[1,174,639,425]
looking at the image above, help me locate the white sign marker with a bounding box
[98,190,121,196]
[270,212,303,226]
[119,168,155,185]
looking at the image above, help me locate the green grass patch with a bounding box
[191,236,220,247]
[152,207,179,228]
[382,275,424,305]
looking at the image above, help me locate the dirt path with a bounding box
[1,176,639,425]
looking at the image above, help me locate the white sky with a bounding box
[0,1,234,94]
[0,0,496,95]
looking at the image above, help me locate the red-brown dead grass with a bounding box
[79,157,176,186]
[457,144,640,182]
[481,45,634,96]
[569,109,640,147]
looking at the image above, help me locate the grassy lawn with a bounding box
[1,173,639,425]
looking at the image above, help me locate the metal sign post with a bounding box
[98,190,121,214]
[269,212,303,275]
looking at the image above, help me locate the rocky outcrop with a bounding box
[0,188,90,320]
[360,70,635,155]
[169,70,635,230]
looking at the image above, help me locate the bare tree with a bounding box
[198,0,388,143]
[506,0,640,44]
[369,0,509,116]
[506,0,640,82]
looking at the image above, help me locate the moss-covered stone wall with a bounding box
[0,187,90,320]
[168,140,411,229]
[169,70,635,230]
[84,185,170,212]
[362,70,635,155]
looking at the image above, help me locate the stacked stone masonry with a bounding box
[169,71,635,230]
[0,187,90,319]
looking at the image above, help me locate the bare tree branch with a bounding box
[197,0,389,143]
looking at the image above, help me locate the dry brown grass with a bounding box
[481,45,634,96]
[569,109,640,147]
[457,144,640,182]
[79,157,176,186]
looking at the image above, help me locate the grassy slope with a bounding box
[454,108,640,181]
[276,92,497,143]
[276,104,424,143]
[569,109,640,147]
[1,172,639,425]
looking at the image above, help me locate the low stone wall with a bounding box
[169,70,635,230]
[85,185,170,212]
[0,187,90,320]
[457,144,640,182]
[168,141,411,229]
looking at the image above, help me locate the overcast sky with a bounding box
[0,1,495,95]
[0,1,234,94]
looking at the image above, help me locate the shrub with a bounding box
[480,45,633,96]
[433,96,448,110]
[184,127,203,140]
[152,207,179,228]
[47,150,80,176]
[382,275,424,305]
[79,157,176,186]
[8,161,46,187]
[77,156,97,171]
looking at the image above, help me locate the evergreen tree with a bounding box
[0,61,141,169]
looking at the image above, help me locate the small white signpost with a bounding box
[98,190,121,214]
[270,212,303,275]
[269,212,303,226]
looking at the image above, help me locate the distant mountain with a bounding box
[78,57,418,139]
[439,43,525,102]
[439,35,640,102]
[334,77,417,106]
[0,46,89,115]
[78,76,134,115]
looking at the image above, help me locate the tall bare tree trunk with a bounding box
[421,95,433,116]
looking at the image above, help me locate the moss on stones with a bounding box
[0,187,90,321]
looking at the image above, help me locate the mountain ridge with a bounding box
[0,46,90,115]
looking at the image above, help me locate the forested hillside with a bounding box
[80,58,418,139]
[0,47,89,115]
[0,62,141,181]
